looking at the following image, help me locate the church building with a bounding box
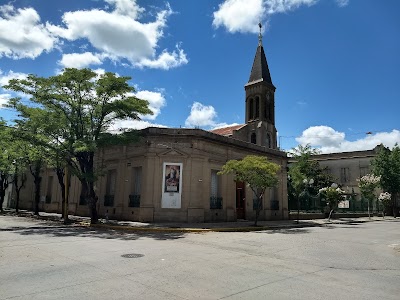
[11,27,289,223]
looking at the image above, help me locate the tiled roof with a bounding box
[210,124,245,136]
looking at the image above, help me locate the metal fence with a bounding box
[289,194,381,214]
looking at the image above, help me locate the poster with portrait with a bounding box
[161,162,182,209]
[164,164,180,193]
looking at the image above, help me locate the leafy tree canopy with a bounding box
[218,155,280,194]
[5,68,152,223]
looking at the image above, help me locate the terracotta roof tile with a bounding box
[210,124,245,136]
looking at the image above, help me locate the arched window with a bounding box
[255,97,260,118]
[266,134,271,148]
[249,98,254,120]
[251,133,256,144]
[265,93,269,119]
[269,102,273,122]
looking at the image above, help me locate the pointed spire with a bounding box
[247,23,274,86]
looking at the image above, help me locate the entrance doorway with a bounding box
[236,181,246,219]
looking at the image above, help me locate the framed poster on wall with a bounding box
[161,163,182,208]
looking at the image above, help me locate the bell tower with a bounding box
[244,23,277,149]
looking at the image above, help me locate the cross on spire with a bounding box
[258,22,263,46]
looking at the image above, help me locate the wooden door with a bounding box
[236,181,246,219]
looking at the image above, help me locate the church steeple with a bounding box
[247,23,274,87]
[244,24,277,149]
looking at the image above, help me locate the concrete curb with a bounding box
[82,223,319,233]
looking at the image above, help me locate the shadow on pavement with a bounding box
[0,223,187,241]
[256,228,312,234]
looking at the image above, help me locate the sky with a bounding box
[0,0,399,153]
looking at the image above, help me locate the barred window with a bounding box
[340,168,350,183]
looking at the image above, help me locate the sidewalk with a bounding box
[2,209,398,232]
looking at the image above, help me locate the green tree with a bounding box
[7,144,27,213]
[289,144,334,193]
[288,144,334,222]
[378,192,391,218]
[319,184,345,221]
[357,174,380,219]
[372,144,400,217]
[6,68,152,223]
[218,155,280,226]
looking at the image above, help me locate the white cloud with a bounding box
[47,1,187,69]
[335,0,349,7]
[0,4,56,59]
[213,0,265,34]
[296,125,345,147]
[135,90,166,120]
[105,0,144,18]
[265,0,317,14]
[296,126,400,153]
[185,102,218,127]
[0,69,28,87]
[212,0,320,33]
[59,52,103,69]
[0,93,10,108]
[0,69,29,109]
[110,119,167,132]
[184,101,232,129]
[135,45,188,70]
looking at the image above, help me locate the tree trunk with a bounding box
[367,198,371,220]
[33,176,42,215]
[328,209,334,221]
[0,190,5,212]
[55,168,66,218]
[30,162,42,216]
[393,193,398,218]
[13,172,26,214]
[15,189,20,213]
[77,152,98,224]
[81,178,98,224]
[0,173,7,212]
[254,192,263,227]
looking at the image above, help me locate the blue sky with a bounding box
[0,0,399,153]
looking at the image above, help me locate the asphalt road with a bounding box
[1,216,399,300]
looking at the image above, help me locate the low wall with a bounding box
[289,212,373,220]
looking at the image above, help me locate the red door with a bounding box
[236,181,246,219]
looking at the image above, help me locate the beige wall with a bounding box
[14,129,289,223]
[312,149,378,198]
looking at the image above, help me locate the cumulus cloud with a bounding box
[135,90,166,120]
[0,93,10,108]
[59,52,103,69]
[213,0,265,34]
[265,0,317,14]
[135,45,188,70]
[47,0,187,69]
[0,69,29,108]
[110,119,167,132]
[296,125,345,147]
[0,4,57,59]
[184,101,232,129]
[0,69,28,87]
[213,0,348,33]
[296,125,400,153]
[185,102,218,127]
